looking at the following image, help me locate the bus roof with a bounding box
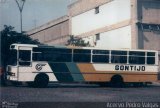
[37,45,158,52]
[11,43,158,52]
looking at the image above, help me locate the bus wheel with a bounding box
[34,73,49,88]
[110,75,124,87]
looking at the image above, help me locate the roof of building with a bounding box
[27,15,69,36]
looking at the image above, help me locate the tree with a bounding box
[0,25,40,67]
[66,35,90,47]
[0,25,40,85]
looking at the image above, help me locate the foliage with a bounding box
[0,25,40,67]
[67,35,90,47]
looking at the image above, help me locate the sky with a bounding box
[0,0,77,32]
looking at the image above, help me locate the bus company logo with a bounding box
[115,65,145,71]
[35,64,46,71]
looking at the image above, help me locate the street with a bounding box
[1,83,160,102]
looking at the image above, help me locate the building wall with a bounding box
[96,26,132,49]
[137,0,160,50]
[71,0,131,36]
[28,16,69,45]
[70,0,132,49]
[27,0,160,51]
[68,0,113,17]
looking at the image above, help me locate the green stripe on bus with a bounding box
[66,63,84,82]
[49,63,74,82]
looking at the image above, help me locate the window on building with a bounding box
[95,6,99,14]
[96,33,100,41]
[150,24,159,31]
[140,23,160,32]
[141,23,151,31]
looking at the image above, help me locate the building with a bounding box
[28,0,160,51]
[27,15,69,45]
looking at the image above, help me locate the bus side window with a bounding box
[73,49,91,63]
[33,49,72,62]
[19,50,31,66]
[92,55,109,63]
[147,52,155,65]
[32,52,43,61]
[111,51,127,64]
[92,50,109,63]
[129,51,145,64]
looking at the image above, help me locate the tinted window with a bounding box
[93,50,109,54]
[110,51,127,63]
[111,51,127,55]
[111,56,127,63]
[33,47,72,53]
[147,52,155,65]
[129,51,145,56]
[147,57,155,64]
[74,49,91,54]
[33,53,43,61]
[19,50,31,61]
[73,54,91,62]
[150,24,159,31]
[141,24,150,31]
[129,56,145,64]
[19,50,31,66]
[129,51,145,64]
[33,48,72,62]
[8,50,17,66]
[92,55,109,63]
[73,49,91,62]
[147,52,155,56]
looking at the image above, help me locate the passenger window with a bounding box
[92,55,109,63]
[147,52,155,65]
[111,51,127,63]
[73,49,91,62]
[129,51,145,64]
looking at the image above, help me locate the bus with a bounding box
[7,44,159,87]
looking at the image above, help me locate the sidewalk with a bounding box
[152,81,160,86]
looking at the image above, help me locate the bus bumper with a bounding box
[7,75,18,81]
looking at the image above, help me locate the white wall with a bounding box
[96,26,132,49]
[72,0,131,35]
[84,26,131,49]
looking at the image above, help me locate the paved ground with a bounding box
[1,83,160,103]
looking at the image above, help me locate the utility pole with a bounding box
[15,0,25,33]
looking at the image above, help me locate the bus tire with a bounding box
[34,73,49,88]
[110,75,124,87]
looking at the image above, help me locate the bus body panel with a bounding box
[7,44,159,84]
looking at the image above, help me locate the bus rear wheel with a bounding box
[34,73,49,88]
[110,75,124,87]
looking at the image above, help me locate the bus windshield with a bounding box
[8,50,17,66]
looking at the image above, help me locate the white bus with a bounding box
[7,44,160,87]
